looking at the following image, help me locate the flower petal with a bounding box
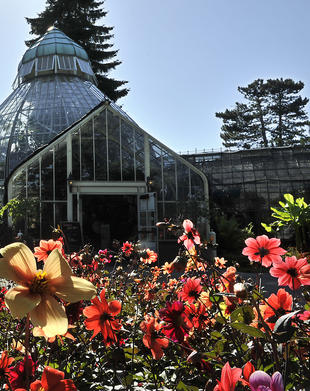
[0,243,37,282]
[108,300,122,316]
[41,366,64,390]
[52,276,96,303]
[30,296,68,338]
[271,371,284,391]
[44,249,72,280]
[249,370,271,390]
[183,219,193,232]
[5,286,41,319]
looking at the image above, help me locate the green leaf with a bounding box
[231,322,266,339]
[176,381,199,391]
[202,351,217,359]
[211,331,223,339]
[209,293,222,303]
[215,316,226,324]
[121,374,133,387]
[284,193,295,204]
[261,222,272,232]
[231,305,254,323]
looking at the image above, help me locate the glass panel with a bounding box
[12,170,26,199]
[41,202,54,239]
[27,198,40,240]
[37,55,54,71]
[57,55,75,70]
[72,128,80,180]
[55,203,67,227]
[81,120,94,180]
[107,110,121,181]
[135,129,145,181]
[162,151,176,201]
[190,171,205,201]
[121,120,134,181]
[55,141,67,200]
[177,161,190,201]
[41,150,54,200]
[94,110,107,180]
[149,141,162,198]
[73,195,77,221]
[27,162,39,199]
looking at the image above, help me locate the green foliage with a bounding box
[262,193,310,250]
[26,0,128,101]
[0,198,25,224]
[213,214,254,266]
[216,78,310,149]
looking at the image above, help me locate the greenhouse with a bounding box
[1,27,208,252]
[183,146,310,225]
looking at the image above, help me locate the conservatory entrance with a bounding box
[80,194,138,250]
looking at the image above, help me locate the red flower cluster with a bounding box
[121,241,134,256]
[270,256,310,290]
[159,301,192,343]
[178,277,202,303]
[140,315,169,359]
[83,289,122,346]
[15,366,76,391]
[263,289,292,330]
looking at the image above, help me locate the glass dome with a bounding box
[0,27,107,183]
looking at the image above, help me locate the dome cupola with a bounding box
[15,26,96,86]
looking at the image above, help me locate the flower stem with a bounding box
[24,314,30,391]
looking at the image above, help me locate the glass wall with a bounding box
[8,105,208,243]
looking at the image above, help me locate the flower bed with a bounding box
[0,220,309,390]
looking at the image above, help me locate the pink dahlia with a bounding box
[242,235,286,267]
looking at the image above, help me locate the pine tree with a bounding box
[26,0,128,102]
[216,78,310,149]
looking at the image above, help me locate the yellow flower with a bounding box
[0,243,96,338]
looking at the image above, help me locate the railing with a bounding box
[179,148,236,155]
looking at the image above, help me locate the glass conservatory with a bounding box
[2,26,208,253]
[7,102,208,252]
[0,27,109,194]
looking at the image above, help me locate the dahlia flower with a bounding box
[0,243,96,338]
[242,235,286,267]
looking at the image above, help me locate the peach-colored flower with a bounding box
[140,249,158,264]
[0,243,96,338]
[34,240,64,262]
[199,291,213,309]
[33,325,76,344]
[162,262,172,274]
[214,257,227,269]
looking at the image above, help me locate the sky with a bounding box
[1,0,310,154]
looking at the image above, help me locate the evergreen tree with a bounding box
[216,78,310,149]
[26,0,128,102]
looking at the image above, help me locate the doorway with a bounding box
[81,194,138,250]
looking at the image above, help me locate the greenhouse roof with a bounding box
[22,26,89,63]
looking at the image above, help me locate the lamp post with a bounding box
[67,173,73,192]
[146,176,153,192]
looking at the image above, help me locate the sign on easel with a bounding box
[60,221,82,253]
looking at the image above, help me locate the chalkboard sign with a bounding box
[60,221,82,253]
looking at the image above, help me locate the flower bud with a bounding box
[233,282,247,299]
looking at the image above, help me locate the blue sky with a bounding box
[1,1,310,153]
